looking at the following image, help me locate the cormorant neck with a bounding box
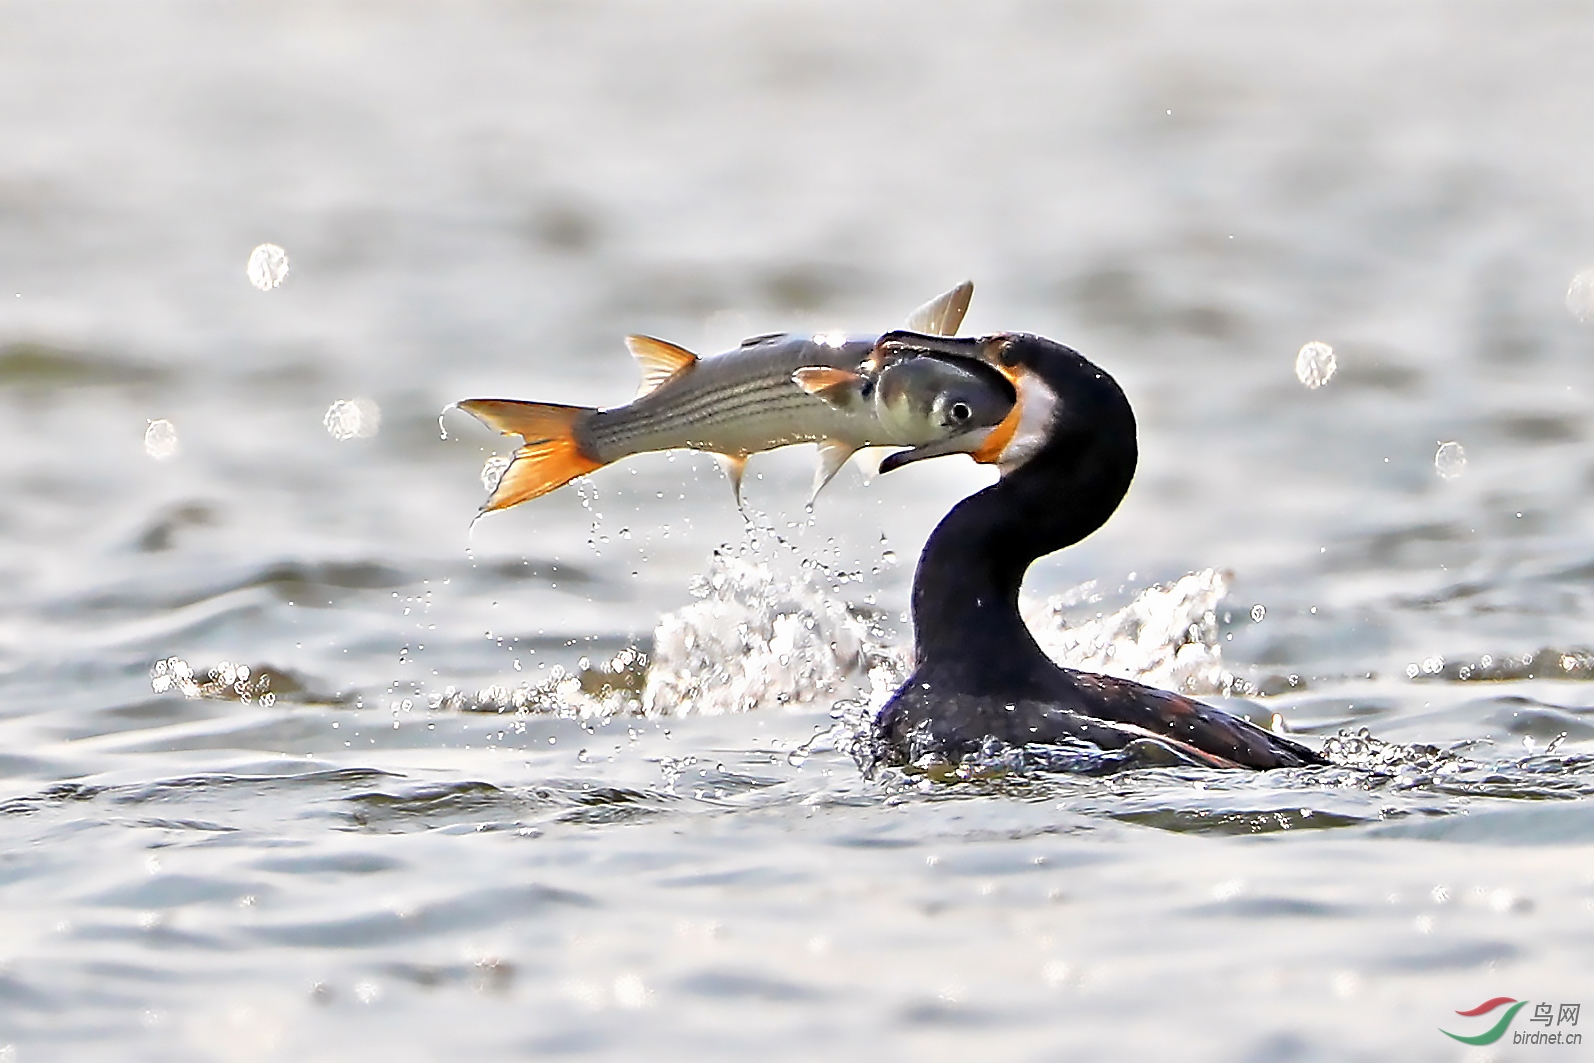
[909,344,1138,670]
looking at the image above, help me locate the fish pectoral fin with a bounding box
[791,366,865,408]
[715,453,749,508]
[625,335,699,399]
[810,438,859,503]
[850,446,893,484]
[454,399,605,512]
[904,281,974,337]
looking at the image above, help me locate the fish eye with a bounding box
[949,401,972,423]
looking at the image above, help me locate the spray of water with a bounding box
[246,243,290,291]
[1295,341,1337,389]
[143,419,180,461]
[1434,440,1466,480]
[324,398,381,440]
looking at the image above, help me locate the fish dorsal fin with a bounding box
[625,335,698,399]
[904,281,974,337]
[811,438,859,503]
[791,366,865,408]
[715,453,749,510]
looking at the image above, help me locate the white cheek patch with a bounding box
[998,372,1060,475]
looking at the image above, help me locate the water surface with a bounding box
[3,2,1594,1059]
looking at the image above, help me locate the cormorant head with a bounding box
[874,331,1135,480]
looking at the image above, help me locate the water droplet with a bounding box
[1487,888,1520,913]
[1250,604,1265,623]
[612,974,650,1009]
[324,398,381,440]
[1434,441,1466,480]
[143,419,179,461]
[246,243,290,291]
[1294,341,1336,389]
[481,454,512,491]
[1566,267,1594,322]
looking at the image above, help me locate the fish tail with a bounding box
[456,399,604,511]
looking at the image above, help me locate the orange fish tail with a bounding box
[456,399,604,511]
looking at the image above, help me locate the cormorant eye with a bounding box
[949,401,972,423]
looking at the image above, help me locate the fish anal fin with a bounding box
[625,335,698,398]
[456,399,604,511]
[715,453,749,508]
[791,366,865,409]
[810,438,859,503]
[904,281,974,337]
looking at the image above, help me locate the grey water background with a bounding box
[3,1,1594,1059]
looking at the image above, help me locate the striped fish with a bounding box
[456,283,1018,512]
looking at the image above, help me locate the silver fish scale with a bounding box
[584,336,878,462]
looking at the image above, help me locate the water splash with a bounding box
[481,455,512,492]
[246,243,290,291]
[1406,647,1594,682]
[143,419,179,461]
[427,562,1239,733]
[151,657,277,706]
[785,697,880,768]
[426,645,650,720]
[324,398,381,441]
[1314,727,1594,798]
[433,670,612,720]
[643,551,901,716]
[1023,568,1234,695]
[1294,341,1336,389]
[574,476,602,552]
[1320,727,1452,774]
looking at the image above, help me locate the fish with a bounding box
[454,283,1019,512]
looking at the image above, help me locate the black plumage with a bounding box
[874,332,1324,770]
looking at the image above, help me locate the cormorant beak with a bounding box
[875,331,996,363]
[879,431,997,475]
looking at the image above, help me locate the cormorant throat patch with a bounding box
[994,369,1059,475]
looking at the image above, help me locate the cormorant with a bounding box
[872,331,1324,770]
